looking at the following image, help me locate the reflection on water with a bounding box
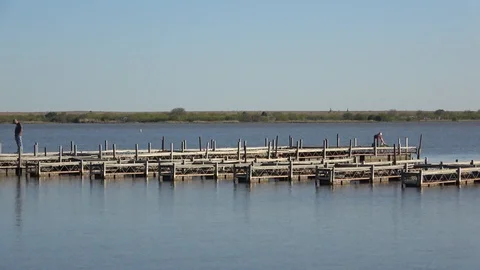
[1,175,480,270]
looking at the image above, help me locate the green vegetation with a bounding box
[1,108,480,124]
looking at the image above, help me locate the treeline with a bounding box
[0,109,479,123]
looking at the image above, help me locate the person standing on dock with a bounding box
[13,119,23,153]
[373,132,386,146]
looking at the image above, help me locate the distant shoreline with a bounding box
[0,109,476,123]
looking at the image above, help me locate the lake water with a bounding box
[1,122,480,269]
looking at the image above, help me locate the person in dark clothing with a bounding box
[13,119,23,153]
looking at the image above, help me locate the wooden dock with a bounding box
[402,161,480,187]
[1,137,450,187]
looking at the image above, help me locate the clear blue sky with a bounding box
[0,0,478,112]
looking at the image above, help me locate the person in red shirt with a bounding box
[373,132,386,146]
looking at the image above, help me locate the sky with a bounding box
[0,0,479,112]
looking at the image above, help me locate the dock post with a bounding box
[144,160,149,177]
[325,139,329,148]
[170,143,174,161]
[104,140,108,152]
[0,142,2,154]
[214,162,219,180]
[161,136,165,151]
[289,136,293,148]
[181,141,185,152]
[16,151,22,176]
[299,139,303,149]
[80,160,84,176]
[348,140,353,157]
[171,163,176,181]
[59,145,63,162]
[296,141,300,161]
[148,142,152,153]
[89,162,92,179]
[247,164,253,182]
[267,141,271,159]
[98,144,102,159]
[243,141,247,163]
[457,167,462,186]
[354,138,358,147]
[135,144,139,160]
[393,144,397,165]
[36,162,41,177]
[370,165,375,183]
[74,145,77,156]
[264,138,268,147]
[315,165,319,187]
[417,134,423,159]
[398,138,401,155]
[322,139,327,162]
[101,162,106,179]
[198,136,202,151]
[112,144,116,159]
[34,142,38,157]
[70,141,74,153]
[275,135,279,157]
[418,170,424,187]
[374,143,377,156]
[184,140,188,150]
[158,159,162,181]
[205,142,210,159]
[405,137,409,151]
[288,159,294,181]
[213,140,216,151]
[336,133,340,147]
[237,139,241,161]
[330,167,335,185]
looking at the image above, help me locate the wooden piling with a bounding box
[299,139,303,149]
[198,136,202,151]
[336,133,340,147]
[16,151,22,176]
[98,144,102,159]
[370,165,375,183]
[243,141,247,163]
[205,142,210,159]
[398,138,401,154]
[296,141,300,160]
[161,136,165,151]
[393,144,397,165]
[59,145,63,162]
[214,162,219,180]
[457,167,462,186]
[264,138,268,147]
[237,139,241,160]
[104,140,108,152]
[289,136,293,148]
[74,145,77,156]
[80,160,84,175]
[349,140,353,157]
[323,139,327,161]
[354,138,358,147]
[0,142,2,154]
[275,135,279,157]
[267,141,271,159]
[135,144,139,160]
[70,141,74,153]
[148,142,152,153]
[34,142,38,157]
[417,134,423,159]
[44,147,47,157]
[288,159,294,181]
[112,144,117,159]
[144,160,149,177]
[213,140,216,151]
[170,143,174,161]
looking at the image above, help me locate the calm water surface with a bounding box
[1,122,480,269]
